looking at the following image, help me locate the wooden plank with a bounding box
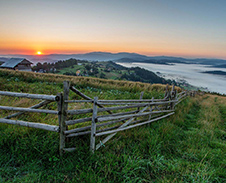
[66,123,125,138]
[65,115,134,135]
[57,93,64,156]
[164,84,169,99]
[98,104,147,112]
[148,97,154,120]
[59,81,70,156]
[70,86,113,114]
[63,147,76,152]
[136,92,144,121]
[90,97,98,153]
[177,91,186,97]
[0,91,57,101]
[138,92,144,110]
[4,100,52,119]
[97,102,147,105]
[66,108,93,115]
[97,99,166,102]
[69,87,130,127]
[0,105,58,114]
[67,116,149,138]
[70,86,92,100]
[95,106,148,150]
[0,118,59,132]
[97,100,177,106]
[98,109,174,122]
[65,117,92,126]
[65,125,91,134]
[68,118,150,138]
[171,89,177,109]
[175,96,187,105]
[96,112,175,137]
[177,94,187,101]
[64,100,93,103]
[98,110,138,118]
[67,130,90,137]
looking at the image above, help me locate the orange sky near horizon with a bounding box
[0,40,224,59]
[0,0,226,59]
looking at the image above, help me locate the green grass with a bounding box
[58,65,84,75]
[0,70,225,182]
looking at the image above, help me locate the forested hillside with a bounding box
[32,59,176,85]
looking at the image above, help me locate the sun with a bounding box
[36,51,42,55]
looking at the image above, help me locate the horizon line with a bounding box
[0,51,226,60]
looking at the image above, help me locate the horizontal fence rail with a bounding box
[0,81,193,155]
[0,118,59,132]
[0,91,58,101]
[0,105,58,114]
[96,112,175,137]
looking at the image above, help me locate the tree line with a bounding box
[32,58,78,72]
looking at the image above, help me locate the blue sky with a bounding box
[0,0,225,58]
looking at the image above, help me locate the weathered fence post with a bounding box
[164,85,170,110]
[148,97,154,121]
[170,85,175,110]
[164,84,169,99]
[57,93,64,156]
[173,89,177,109]
[58,81,70,156]
[136,91,144,120]
[90,96,98,153]
[138,91,144,111]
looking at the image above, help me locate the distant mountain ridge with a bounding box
[1,52,226,66]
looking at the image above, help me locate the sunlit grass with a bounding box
[0,69,225,182]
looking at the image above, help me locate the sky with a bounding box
[0,0,226,59]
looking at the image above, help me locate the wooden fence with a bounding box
[0,81,190,155]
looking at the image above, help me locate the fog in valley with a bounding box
[118,62,226,94]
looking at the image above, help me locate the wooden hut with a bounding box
[0,58,33,71]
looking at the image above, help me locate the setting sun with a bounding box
[36,51,42,55]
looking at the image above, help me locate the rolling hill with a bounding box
[1,52,226,66]
[0,69,225,182]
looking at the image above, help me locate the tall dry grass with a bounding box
[0,69,181,93]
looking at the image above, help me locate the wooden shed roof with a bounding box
[0,58,33,68]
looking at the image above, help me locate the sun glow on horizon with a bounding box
[36,51,42,55]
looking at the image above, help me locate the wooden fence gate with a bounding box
[61,82,187,154]
[0,81,189,155]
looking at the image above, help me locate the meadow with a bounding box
[0,69,225,182]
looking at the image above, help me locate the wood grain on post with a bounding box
[57,93,64,156]
[164,84,169,99]
[90,97,98,153]
[136,91,144,120]
[60,81,70,155]
[148,97,154,121]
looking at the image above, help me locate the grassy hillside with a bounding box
[33,60,175,85]
[0,69,225,182]
[0,69,180,93]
